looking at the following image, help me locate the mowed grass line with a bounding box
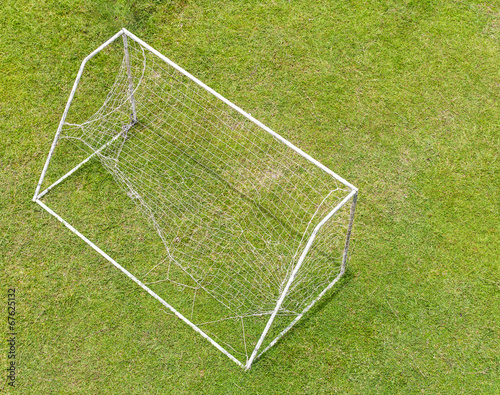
[1,0,499,393]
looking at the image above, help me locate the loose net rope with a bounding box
[58,37,352,358]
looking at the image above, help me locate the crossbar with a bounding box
[122,28,357,192]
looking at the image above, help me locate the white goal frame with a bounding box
[32,29,358,370]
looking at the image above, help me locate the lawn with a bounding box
[1,0,499,393]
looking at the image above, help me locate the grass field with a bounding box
[1,0,499,393]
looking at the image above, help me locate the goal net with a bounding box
[33,29,358,369]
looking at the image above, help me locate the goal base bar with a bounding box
[34,198,245,369]
[34,194,355,369]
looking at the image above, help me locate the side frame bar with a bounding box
[32,29,125,202]
[255,191,357,363]
[245,189,357,369]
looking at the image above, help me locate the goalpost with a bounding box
[33,29,358,370]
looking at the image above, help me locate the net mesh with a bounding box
[53,35,353,363]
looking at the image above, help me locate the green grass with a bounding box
[1,0,499,393]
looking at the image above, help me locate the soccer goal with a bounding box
[33,29,358,370]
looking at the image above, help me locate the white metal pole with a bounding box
[257,269,345,360]
[36,132,123,200]
[245,189,357,369]
[121,28,357,192]
[32,30,125,202]
[341,191,357,271]
[35,199,245,368]
[255,191,357,361]
[122,32,137,123]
